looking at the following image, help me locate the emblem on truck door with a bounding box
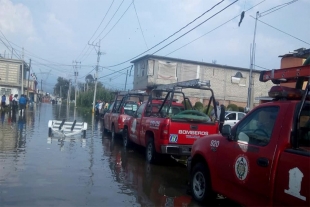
[234,155,249,182]
[284,167,306,201]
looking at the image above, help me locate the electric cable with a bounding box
[251,16,310,45]
[151,0,238,55]
[105,0,225,67]
[166,0,266,56]
[98,65,132,79]
[76,0,115,61]
[260,0,298,17]
[100,0,134,41]
[93,0,125,42]
[133,1,148,49]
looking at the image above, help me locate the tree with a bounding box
[53,77,70,99]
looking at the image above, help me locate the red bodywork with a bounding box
[124,100,219,157]
[103,100,139,135]
[189,100,310,206]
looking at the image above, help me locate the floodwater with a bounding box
[0,103,237,207]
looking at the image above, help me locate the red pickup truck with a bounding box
[123,79,220,163]
[188,65,310,206]
[103,91,148,139]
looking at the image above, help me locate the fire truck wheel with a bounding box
[123,127,131,148]
[146,138,157,164]
[190,162,216,203]
[111,125,116,140]
[102,120,107,133]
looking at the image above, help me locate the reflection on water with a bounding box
[102,135,195,207]
[0,103,211,207]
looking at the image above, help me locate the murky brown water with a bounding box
[0,103,236,207]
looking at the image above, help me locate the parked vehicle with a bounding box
[187,64,310,206]
[103,90,148,139]
[224,111,246,127]
[123,79,220,164]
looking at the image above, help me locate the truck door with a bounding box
[273,103,310,206]
[216,105,281,206]
[130,103,146,145]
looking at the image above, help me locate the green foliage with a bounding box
[238,106,244,112]
[77,87,115,107]
[182,99,192,110]
[227,104,238,111]
[203,105,213,115]
[194,101,203,112]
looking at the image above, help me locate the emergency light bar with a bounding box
[155,79,211,90]
[268,86,304,100]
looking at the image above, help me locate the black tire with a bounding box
[123,127,131,148]
[111,124,115,140]
[146,137,157,164]
[48,128,52,137]
[102,120,107,133]
[190,162,216,204]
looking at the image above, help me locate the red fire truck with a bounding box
[188,65,310,206]
[123,79,220,163]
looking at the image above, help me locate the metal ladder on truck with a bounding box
[259,65,310,88]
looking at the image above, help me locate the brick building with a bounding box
[131,55,273,107]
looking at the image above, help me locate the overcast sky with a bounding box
[0,0,309,93]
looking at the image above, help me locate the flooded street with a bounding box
[0,103,236,207]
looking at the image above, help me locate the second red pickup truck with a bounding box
[123,79,220,163]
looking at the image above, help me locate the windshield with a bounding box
[123,102,139,116]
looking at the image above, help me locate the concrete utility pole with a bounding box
[88,40,101,113]
[21,48,24,95]
[246,11,259,111]
[27,59,32,98]
[73,60,81,108]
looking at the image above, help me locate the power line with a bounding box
[251,16,310,45]
[98,65,132,79]
[260,0,298,17]
[89,0,116,43]
[93,0,125,42]
[165,0,266,56]
[100,0,134,41]
[105,0,225,68]
[0,31,21,59]
[151,0,239,55]
[76,0,115,61]
[133,1,148,49]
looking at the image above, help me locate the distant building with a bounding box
[279,48,310,89]
[0,58,37,104]
[131,55,273,107]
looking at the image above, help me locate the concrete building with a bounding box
[0,58,37,104]
[131,55,273,107]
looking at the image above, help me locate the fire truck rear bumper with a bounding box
[160,145,192,156]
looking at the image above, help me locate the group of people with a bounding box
[95,100,109,116]
[1,93,28,115]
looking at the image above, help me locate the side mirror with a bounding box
[221,125,233,140]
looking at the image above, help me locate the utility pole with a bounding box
[73,60,81,108]
[21,48,24,95]
[246,11,259,111]
[41,79,42,91]
[88,40,101,113]
[125,65,133,91]
[27,59,32,98]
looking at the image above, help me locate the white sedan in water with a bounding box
[224,111,246,127]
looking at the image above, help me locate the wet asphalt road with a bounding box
[0,103,238,207]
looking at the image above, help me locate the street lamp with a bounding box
[246,11,260,111]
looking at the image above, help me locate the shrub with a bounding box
[226,104,238,111]
[238,106,244,112]
[194,101,203,112]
